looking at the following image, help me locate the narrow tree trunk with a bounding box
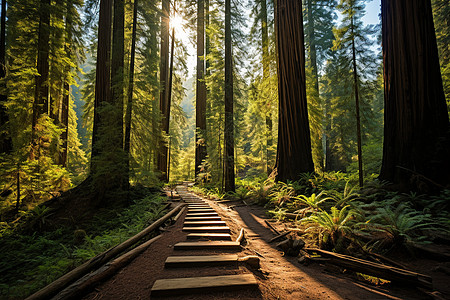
[195,0,207,181]
[31,0,51,149]
[0,0,11,154]
[351,17,363,187]
[224,0,235,192]
[91,0,112,170]
[261,0,273,175]
[166,27,175,181]
[124,0,139,181]
[15,166,20,212]
[274,0,314,182]
[157,0,170,182]
[380,0,450,190]
[60,82,69,167]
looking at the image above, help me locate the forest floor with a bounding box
[82,192,450,300]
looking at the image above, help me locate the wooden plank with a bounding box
[185,216,221,221]
[165,255,239,268]
[151,274,257,297]
[184,221,227,227]
[187,233,232,241]
[174,241,241,250]
[183,226,230,233]
[188,208,215,212]
[186,212,219,217]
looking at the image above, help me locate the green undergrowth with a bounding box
[193,172,450,256]
[0,192,166,299]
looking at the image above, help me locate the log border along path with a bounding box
[150,184,259,297]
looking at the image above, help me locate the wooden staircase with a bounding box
[150,185,258,297]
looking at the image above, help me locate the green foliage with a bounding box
[0,193,165,298]
[303,205,359,251]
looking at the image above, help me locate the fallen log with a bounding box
[305,248,432,289]
[53,235,162,300]
[173,206,186,223]
[26,204,184,300]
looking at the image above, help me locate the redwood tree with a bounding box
[274,0,314,182]
[157,0,170,182]
[224,0,235,192]
[195,0,207,180]
[380,0,450,190]
[91,0,112,174]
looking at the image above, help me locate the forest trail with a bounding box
[82,185,427,300]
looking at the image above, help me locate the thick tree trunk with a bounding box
[110,0,126,188]
[380,0,450,190]
[274,0,314,182]
[195,0,207,180]
[224,0,235,192]
[0,0,11,154]
[157,0,170,182]
[31,0,51,148]
[124,0,138,181]
[91,0,112,170]
[351,18,364,187]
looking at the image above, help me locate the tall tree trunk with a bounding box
[351,17,363,187]
[261,0,273,175]
[195,0,207,181]
[124,0,139,181]
[274,0,314,182]
[224,0,235,192]
[59,1,73,167]
[166,26,175,181]
[157,0,170,182]
[380,0,450,190]
[91,0,112,170]
[31,0,51,151]
[111,0,126,187]
[0,0,11,154]
[306,0,326,171]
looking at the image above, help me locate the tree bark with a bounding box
[351,17,363,187]
[0,0,11,154]
[31,0,51,148]
[380,0,450,190]
[157,0,170,182]
[91,0,112,170]
[274,0,314,182]
[124,0,138,181]
[195,0,207,180]
[224,0,235,192]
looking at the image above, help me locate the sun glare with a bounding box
[170,13,184,34]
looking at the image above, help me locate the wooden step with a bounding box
[187,205,210,209]
[151,274,257,297]
[187,233,232,240]
[186,212,219,217]
[184,221,227,227]
[188,209,216,213]
[174,241,241,250]
[183,226,230,233]
[185,216,221,221]
[165,255,239,268]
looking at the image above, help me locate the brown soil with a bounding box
[82,194,450,300]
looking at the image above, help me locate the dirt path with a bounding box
[82,191,443,300]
